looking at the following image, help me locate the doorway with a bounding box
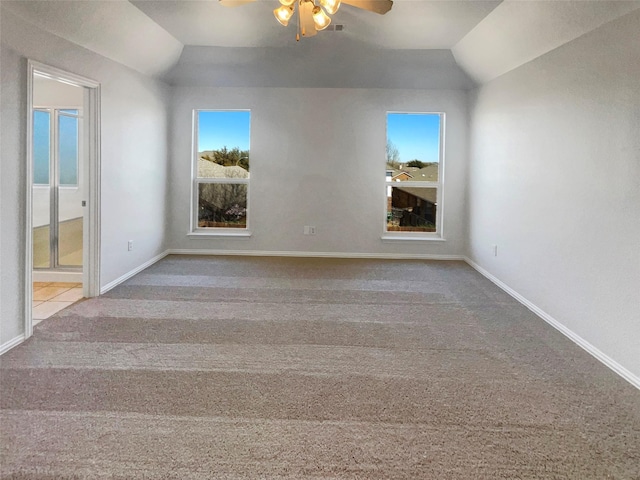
[33,97,84,273]
[26,61,101,336]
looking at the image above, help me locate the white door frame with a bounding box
[25,60,101,338]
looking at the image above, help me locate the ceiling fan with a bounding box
[219,0,393,39]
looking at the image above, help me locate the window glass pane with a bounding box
[34,110,50,184]
[387,186,437,232]
[386,113,440,182]
[198,111,250,179]
[58,114,78,185]
[59,109,78,115]
[198,183,247,228]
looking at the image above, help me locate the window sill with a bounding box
[381,235,446,242]
[188,230,252,238]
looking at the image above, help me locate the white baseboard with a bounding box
[167,249,465,261]
[100,250,170,294]
[33,271,82,283]
[464,257,640,391]
[0,334,26,356]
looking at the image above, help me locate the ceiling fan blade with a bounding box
[219,0,257,7]
[341,0,393,15]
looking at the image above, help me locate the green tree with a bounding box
[406,159,425,168]
[201,146,250,171]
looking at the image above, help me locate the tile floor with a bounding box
[33,282,84,325]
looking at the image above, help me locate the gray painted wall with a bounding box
[0,8,171,347]
[166,44,475,90]
[467,10,640,378]
[0,43,26,345]
[169,86,468,257]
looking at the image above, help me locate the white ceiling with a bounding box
[130,0,501,49]
[1,0,183,77]
[3,0,640,85]
[453,0,640,83]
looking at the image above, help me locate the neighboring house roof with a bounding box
[198,158,248,179]
[389,164,439,183]
[412,164,439,182]
[392,172,413,181]
[394,186,438,204]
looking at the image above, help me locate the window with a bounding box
[192,110,251,233]
[385,112,444,238]
[33,110,51,184]
[33,108,79,186]
[58,110,79,186]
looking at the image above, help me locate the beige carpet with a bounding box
[1,255,639,479]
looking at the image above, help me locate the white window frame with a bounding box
[382,111,446,242]
[189,109,251,237]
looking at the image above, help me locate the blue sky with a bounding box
[387,113,441,163]
[196,110,438,162]
[198,110,251,152]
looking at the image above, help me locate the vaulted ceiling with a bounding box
[3,0,640,86]
[130,0,502,49]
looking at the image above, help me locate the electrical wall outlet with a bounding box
[128,240,134,251]
[304,226,317,235]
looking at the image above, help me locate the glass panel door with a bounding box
[57,111,82,267]
[32,109,51,268]
[32,108,83,270]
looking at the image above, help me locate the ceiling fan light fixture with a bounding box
[298,0,318,36]
[273,4,294,26]
[312,5,331,31]
[319,0,341,15]
[221,0,392,39]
